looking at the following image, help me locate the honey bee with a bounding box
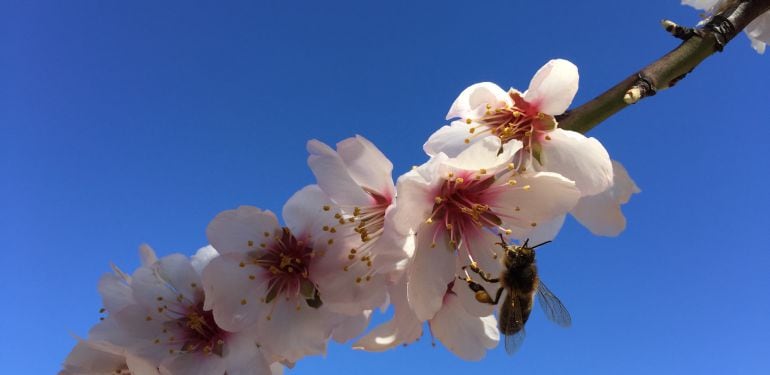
[460,234,571,354]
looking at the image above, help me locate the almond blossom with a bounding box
[306,135,409,275]
[202,185,387,362]
[388,137,580,321]
[425,59,638,238]
[683,0,770,53]
[72,245,276,375]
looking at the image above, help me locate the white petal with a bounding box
[681,0,720,11]
[406,228,457,321]
[223,331,272,375]
[206,206,281,255]
[201,254,268,331]
[282,185,333,238]
[307,139,373,207]
[496,172,581,229]
[258,299,337,363]
[61,341,128,375]
[139,244,158,267]
[430,293,499,361]
[389,156,445,235]
[159,353,226,375]
[538,129,613,196]
[746,11,770,54]
[516,214,566,244]
[423,122,478,158]
[446,82,510,120]
[353,278,423,351]
[331,311,372,343]
[190,245,219,274]
[336,135,394,198]
[522,59,579,115]
[571,160,640,236]
[155,254,201,301]
[98,273,134,313]
[126,354,161,375]
[445,136,521,172]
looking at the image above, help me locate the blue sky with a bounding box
[3,0,769,373]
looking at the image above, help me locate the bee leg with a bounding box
[459,277,504,305]
[461,263,500,283]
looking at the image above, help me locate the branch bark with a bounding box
[557,0,770,134]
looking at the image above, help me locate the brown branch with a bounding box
[557,0,770,134]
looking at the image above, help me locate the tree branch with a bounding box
[557,0,770,134]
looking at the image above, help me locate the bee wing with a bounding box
[501,292,527,355]
[536,280,572,327]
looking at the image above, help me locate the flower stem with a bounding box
[557,0,770,134]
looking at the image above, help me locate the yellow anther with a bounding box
[249,275,256,280]
[464,138,470,144]
[530,222,537,227]
[479,168,487,174]
[469,127,476,133]
[507,163,515,170]
[426,217,433,224]
[508,179,517,186]
[330,227,336,233]
[355,277,362,283]
[523,185,531,190]
[322,225,329,231]
[247,240,254,247]
[263,232,270,237]
[239,262,245,268]
[322,205,331,211]
[465,118,472,124]
[241,299,247,305]
[434,196,443,204]
[348,254,355,260]
[545,135,552,140]
[455,177,464,184]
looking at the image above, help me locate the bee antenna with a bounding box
[529,240,552,250]
[522,238,530,248]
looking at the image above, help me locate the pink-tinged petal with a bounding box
[269,363,285,375]
[61,341,123,375]
[190,245,219,274]
[336,135,395,198]
[522,59,579,115]
[446,82,509,120]
[139,244,158,267]
[258,299,336,363]
[445,136,520,172]
[423,122,479,158]
[223,331,272,375]
[282,185,333,238]
[496,172,581,229]
[201,254,268,331]
[538,129,613,196]
[406,228,457,321]
[571,160,640,236]
[307,139,373,207]
[98,273,134,313]
[389,156,445,235]
[87,317,141,353]
[206,206,281,256]
[159,353,226,375]
[311,234,388,315]
[353,278,423,351]
[430,293,499,361]
[155,253,201,301]
[331,311,372,343]
[367,222,411,275]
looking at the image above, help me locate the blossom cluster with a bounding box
[62,59,639,374]
[682,0,770,54]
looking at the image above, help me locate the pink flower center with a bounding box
[426,172,505,250]
[254,228,321,307]
[467,91,556,149]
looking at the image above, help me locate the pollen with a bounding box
[464,138,470,144]
[545,135,552,140]
[522,185,531,190]
[455,177,464,184]
[327,239,334,245]
[248,275,256,280]
[531,222,537,227]
[507,163,515,170]
[322,226,329,231]
[241,299,248,305]
[434,196,443,204]
[469,127,476,133]
[263,232,270,237]
[426,217,433,224]
[479,168,486,174]
[465,118,472,124]
[248,240,254,247]
[348,254,355,260]
[507,179,517,186]
[355,277,362,283]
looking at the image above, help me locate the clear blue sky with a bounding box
[3,0,769,373]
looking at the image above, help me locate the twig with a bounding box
[557,0,770,134]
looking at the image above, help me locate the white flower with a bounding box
[92,245,274,375]
[353,275,499,361]
[426,59,613,198]
[202,185,386,362]
[682,0,770,54]
[307,135,409,275]
[389,137,580,320]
